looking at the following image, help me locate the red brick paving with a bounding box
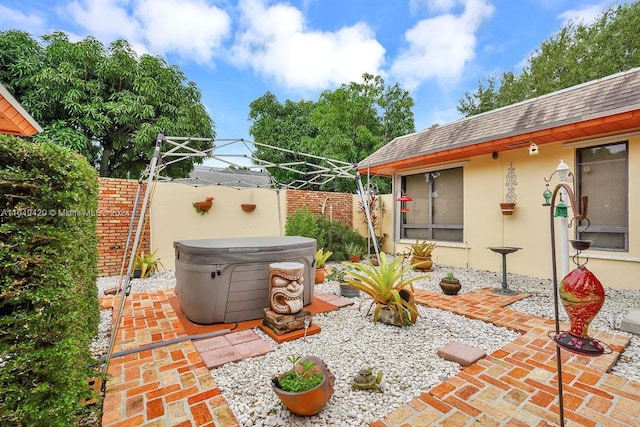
[374,288,638,426]
[100,287,639,427]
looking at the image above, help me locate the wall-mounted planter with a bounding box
[500,202,516,215]
[241,203,256,213]
[193,197,214,215]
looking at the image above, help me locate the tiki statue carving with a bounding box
[269,262,304,314]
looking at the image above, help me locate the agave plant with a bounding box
[344,253,422,324]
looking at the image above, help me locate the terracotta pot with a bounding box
[500,202,516,215]
[377,289,418,325]
[439,278,461,295]
[411,255,433,271]
[272,356,335,416]
[348,254,361,262]
[240,203,256,213]
[315,267,326,284]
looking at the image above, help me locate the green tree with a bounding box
[0,30,214,178]
[249,74,414,192]
[248,92,318,186]
[458,1,640,116]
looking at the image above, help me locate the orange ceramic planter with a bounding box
[315,267,326,284]
[272,356,335,416]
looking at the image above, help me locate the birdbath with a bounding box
[487,247,522,295]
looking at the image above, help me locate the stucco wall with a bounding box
[393,135,640,290]
[149,183,284,271]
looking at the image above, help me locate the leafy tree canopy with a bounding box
[458,1,640,116]
[249,73,414,192]
[0,30,214,178]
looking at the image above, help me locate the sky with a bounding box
[0,0,622,165]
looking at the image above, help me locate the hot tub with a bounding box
[174,236,316,324]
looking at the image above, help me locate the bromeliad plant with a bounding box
[344,253,422,324]
[315,248,333,268]
[133,249,164,278]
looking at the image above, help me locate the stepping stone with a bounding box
[437,341,486,367]
[620,308,640,335]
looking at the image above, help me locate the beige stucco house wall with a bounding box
[360,68,640,290]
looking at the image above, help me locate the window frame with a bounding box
[575,141,629,252]
[396,165,464,242]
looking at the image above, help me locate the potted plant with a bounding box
[193,196,214,215]
[133,249,164,278]
[344,253,421,326]
[408,240,436,271]
[271,355,335,416]
[344,242,364,262]
[241,190,256,213]
[326,265,360,298]
[439,272,461,295]
[314,248,333,284]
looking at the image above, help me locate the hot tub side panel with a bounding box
[175,237,316,324]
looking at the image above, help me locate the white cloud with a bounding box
[67,0,141,42]
[558,3,606,26]
[409,0,463,16]
[231,0,386,91]
[66,0,230,62]
[135,0,230,63]
[0,5,47,34]
[390,0,494,91]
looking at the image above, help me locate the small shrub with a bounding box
[317,218,365,261]
[285,207,324,247]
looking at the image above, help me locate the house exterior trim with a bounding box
[0,83,42,136]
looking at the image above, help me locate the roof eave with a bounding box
[359,108,640,176]
[0,83,43,136]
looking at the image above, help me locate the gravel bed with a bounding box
[93,262,639,426]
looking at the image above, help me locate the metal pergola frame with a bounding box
[102,133,381,378]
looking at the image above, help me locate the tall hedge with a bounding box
[0,135,99,425]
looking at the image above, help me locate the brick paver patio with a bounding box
[99,287,639,426]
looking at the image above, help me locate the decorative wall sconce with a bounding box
[396,190,413,213]
[500,162,517,215]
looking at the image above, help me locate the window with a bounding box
[576,142,628,251]
[399,167,463,242]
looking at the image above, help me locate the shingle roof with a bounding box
[169,165,272,188]
[359,68,640,170]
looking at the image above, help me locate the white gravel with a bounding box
[93,261,639,426]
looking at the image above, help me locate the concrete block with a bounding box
[620,308,640,335]
[437,341,486,367]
